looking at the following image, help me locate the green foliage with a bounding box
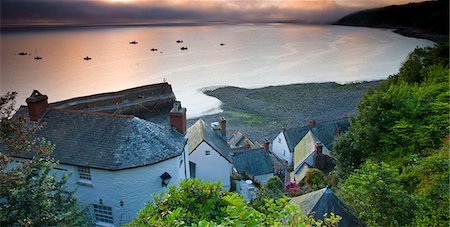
[304,168,327,191]
[265,176,285,199]
[0,92,92,226]
[334,42,449,177]
[129,179,340,226]
[337,161,417,226]
[405,142,450,226]
[333,42,449,226]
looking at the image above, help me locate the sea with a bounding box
[0,24,434,118]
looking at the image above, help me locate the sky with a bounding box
[1,0,426,26]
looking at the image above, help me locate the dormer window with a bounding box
[205,150,211,156]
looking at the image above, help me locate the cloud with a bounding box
[0,0,424,26]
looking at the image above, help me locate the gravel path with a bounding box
[188,81,380,143]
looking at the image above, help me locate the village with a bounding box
[8,82,363,226]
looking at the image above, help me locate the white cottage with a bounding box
[10,91,190,226]
[272,119,349,167]
[187,119,233,189]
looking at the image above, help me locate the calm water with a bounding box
[1,24,433,118]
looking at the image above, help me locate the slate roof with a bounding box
[231,148,273,177]
[293,131,333,182]
[187,119,232,162]
[11,106,186,170]
[293,131,331,171]
[311,119,350,150]
[283,126,311,153]
[290,188,365,226]
[283,118,349,153]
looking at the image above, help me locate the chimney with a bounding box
[307,118,316,128]
[169,101,187,135]
[315,142,323,154]
[219,117,226,138]
[244,140,251,149]
[26,90,48,121]
[263,138,270,152]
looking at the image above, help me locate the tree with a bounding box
[404,142,450,226]
[129,178,340,226]
[337,161,417,226]
[265,176,285,199]
[0,92,91,226]
[333,42,449,176]
[304,168,327,190]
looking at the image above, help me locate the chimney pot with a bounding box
[26,90,48,121]
[263,138,270,152]
[315,142,323,154]
[169,101,187,135]
[307,118,316,128]
[219,117,226,138]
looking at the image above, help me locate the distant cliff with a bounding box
[335,0,449,41]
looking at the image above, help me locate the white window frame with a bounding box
[77,166,92,186]
[92,204,114,225]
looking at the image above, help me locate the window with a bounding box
[179,159,183,167]
[78,167,91,180]
[278,137,281,143]
[93,204,114,224]
[283,150,286,156]
[205,150,211,156]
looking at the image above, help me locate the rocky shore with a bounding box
[188,81,381,143]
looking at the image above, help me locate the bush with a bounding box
[304,168,327,190]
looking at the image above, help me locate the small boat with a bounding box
[34,49,42,60]
[180,46,188,51]
[220,43,225,46]
[84,56,92,61]
[18,52,29,56]
[150,48,158,51]
[176,40,183,43]
[129,41,138,44]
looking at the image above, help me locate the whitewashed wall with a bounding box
[11,148,188,227]
[272,132,292,166]
[189,141,232,189]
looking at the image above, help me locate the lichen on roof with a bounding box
[187,119,232,162]
[12,107,186,170]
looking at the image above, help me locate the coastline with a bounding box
[188,81,381,143]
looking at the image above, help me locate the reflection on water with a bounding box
[1,24,433,118]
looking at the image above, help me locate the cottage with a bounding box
[231,148,274,184]
[291,132,334,183]
[8,90,189,226]
[186,118,233,189]
[228,131,260,150]
[272,119,349,166]
[290,187,364,226]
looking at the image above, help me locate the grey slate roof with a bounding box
[283,126,311,153]
[231,148,273,177]
[283,118,349,153]
[12,106,186,170]
[311,119,350,150]
[290,188,365,226]
[187,119,232,162]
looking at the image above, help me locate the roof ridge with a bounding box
[48,108,134,118]
[198,119,207,140]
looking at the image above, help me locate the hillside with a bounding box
[335,0,449,41]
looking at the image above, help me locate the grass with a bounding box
[225,111,266,127]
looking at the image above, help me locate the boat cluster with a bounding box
[19,39,226,62]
